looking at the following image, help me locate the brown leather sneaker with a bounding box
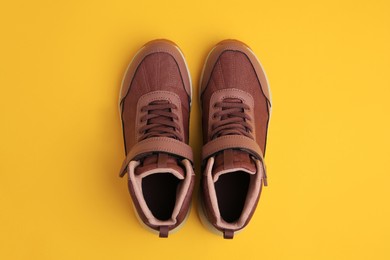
[118,40,194,238]
[199,40,271,239]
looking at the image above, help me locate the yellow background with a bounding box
[1,0,389,259]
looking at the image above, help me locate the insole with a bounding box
[142,173,180,221]
[215,171,250,223]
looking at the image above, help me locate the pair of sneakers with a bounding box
[118,39,271,239]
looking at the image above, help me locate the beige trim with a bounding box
[213,167,256,183]
[128,159,194,226]
[204,156,265,230]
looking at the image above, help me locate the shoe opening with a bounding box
[142,173,181,221]
[215,171,250,223]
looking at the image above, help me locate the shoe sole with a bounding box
[197,191,224,236]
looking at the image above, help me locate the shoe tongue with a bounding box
[135,153,185,179]
[212,149,257,182]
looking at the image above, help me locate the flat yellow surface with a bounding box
[1,0,389,259]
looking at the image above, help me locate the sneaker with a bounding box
[118,40,194,238]
[199,40,271,239]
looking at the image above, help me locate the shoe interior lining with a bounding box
[142,173,180,221]
[215,171,250,223]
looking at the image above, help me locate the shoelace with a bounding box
[211,98,253,140]
[139,100,182,141]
